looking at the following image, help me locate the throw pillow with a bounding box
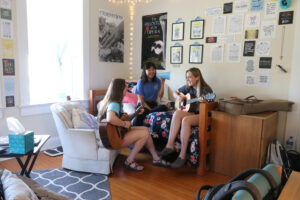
[72,108,98,129]
[1,169,39,200]
[122,92,138,106]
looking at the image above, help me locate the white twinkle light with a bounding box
[107,0,152,79]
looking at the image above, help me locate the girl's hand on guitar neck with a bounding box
[198,96,206,103]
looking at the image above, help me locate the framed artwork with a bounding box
[189,45,203,64]
[170,46,183,64]
[190,20,205,39]
[172,22,184,41]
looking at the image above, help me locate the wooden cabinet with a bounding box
[210,111,278,177]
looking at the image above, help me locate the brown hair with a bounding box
[186,67,212,95]
[97,78,126,121]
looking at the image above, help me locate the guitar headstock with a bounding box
[203,93,216,102]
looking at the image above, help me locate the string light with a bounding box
[107,0,152,79]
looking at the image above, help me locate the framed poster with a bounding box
[170,46,183,64]
[189,45,203,64]
[190,20,205,39]
[172,22,184,41]
[98,9,124,63]
[142,13,167,69]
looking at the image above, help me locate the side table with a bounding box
[0,134,50,177]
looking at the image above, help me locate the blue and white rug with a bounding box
[31,168,111,200]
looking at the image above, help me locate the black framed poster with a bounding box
[279,11,294,25]
[142,13,167,69]
[243,41,256,56]
[259,57,272,69]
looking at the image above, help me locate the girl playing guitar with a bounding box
[159,67,214,168]
[98,78,169,171]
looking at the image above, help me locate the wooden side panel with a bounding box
[89,89,107,115]
[210,111,278,177]
[197,102,218,176]
[259,112,278,167]
[210,111,233,176]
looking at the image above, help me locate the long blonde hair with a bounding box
[186,67,212,95]
[97,78,126,122]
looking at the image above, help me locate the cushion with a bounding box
[72,108,98,129]
[123,103,136,115]
[1,169,39,200]
[123,92,138,106]
[126,81,137,93]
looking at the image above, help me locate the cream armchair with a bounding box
[50,102,119,175]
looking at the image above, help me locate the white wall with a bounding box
[286,0,300,151]
[0,0,299,152]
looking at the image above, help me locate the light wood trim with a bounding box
[279,171,300,200]
[197,102,218,175]
[89,89,107,115]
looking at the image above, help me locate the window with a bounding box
[17,0,89,107]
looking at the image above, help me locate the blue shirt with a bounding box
[135,78,161,102]
[107,102,121,117]
[178,85,198,96]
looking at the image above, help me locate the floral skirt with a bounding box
[143,111,199,168]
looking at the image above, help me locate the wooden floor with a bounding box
[0,151,231,200]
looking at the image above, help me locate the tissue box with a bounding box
[9,131,34,154]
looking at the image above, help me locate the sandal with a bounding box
[124,160,144,171]
[158,147,175,157]
[152,158,170,168]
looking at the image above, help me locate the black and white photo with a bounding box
[99,9,124,62]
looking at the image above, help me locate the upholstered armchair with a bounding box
[50,102,119,175]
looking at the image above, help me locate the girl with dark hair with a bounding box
[98,78,169,171]
[159,67,213,168]
[133,62,168,126]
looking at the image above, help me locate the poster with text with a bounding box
[228,15,244,35]
[265,2,278,19]
[256,41,270,56]
[212,16,226,36]
[2,58,14,75]
[245,75,256,86]
[260,21,276,38]
[227,43,241,63]
[2,39,13,58]
[258,70,270,88]
[234,0,249,13]
[245,13,260,28]
[6,96,14,107]
[245,58,256,73]
[142,13,167,69]
[98,9,124,63]
[210,44,224,63]
[250,0,264,12]
[243,41,255,56]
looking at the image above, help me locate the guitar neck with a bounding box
[127,106,143,121]
[186,98,199,105]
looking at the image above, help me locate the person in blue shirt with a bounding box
[98,78,169,171]
[132,62,168,126]
[158,67,213,168]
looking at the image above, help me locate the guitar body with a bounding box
[175,92,216,112]
[99,114,129,150]
[175,93,197,112]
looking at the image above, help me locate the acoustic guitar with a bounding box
[175,92,216,112]
[99,106,143,150]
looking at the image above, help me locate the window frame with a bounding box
[16,0,89,115]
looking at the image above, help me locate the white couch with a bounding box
[50,102,119,175]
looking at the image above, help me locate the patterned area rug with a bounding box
[31,168,111,200]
